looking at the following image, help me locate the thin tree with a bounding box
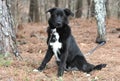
[75,0,83,18]
[94,0,106,43]
[87,0,91,18]
[87,0,95,18]
[118,0,120,19]
[29,0,40,22]
[68,0,72,9]
[105,0,110,18]
[0,0,20,57]
[55,0,59,7]
[91,0,95,17]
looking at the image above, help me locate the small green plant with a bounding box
[58,77,63,81]
[0,54,13,67]
[91,76,99,81]
[25,77,29,81]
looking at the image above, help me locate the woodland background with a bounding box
[10,0,120,24]
[0,0,120,81]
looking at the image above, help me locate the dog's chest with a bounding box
[49,29,62,61]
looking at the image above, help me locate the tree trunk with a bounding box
[118,1,120,19]
[105,0,110,18]
[55,0,59,7]
[68,0,72,9]
[87,0,91,18]
[94,0,106,43]
[75,0,83,18]
[0,0,19,56]
[29,0,40,22]
[87,0,95,18]
[91,0,95,17]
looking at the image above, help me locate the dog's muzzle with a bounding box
[56,22,62,28]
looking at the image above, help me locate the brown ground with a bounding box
[0,19,120,81]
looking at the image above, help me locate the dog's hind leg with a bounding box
[73,55,106,73]
[70,55,94,73]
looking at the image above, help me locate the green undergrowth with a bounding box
[0,54,13,67]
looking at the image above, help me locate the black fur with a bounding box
[37,8,106,77]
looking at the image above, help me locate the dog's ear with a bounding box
[46,8,57,14]
[64,8,74,17]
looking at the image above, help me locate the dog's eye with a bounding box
[61,15,64,18]
[53,14,57,17]
[60,14,63,17]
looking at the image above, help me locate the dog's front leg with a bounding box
[38,48,53,71]
[57,51,68,77]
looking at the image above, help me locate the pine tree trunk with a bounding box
[94,0,106,43]
[29,0,40,22]
[75,0,83,18]
[105,0,110,18]
[55,0,59,7]
[87,0,91,18]
[68,0,71,9]
[91,0,95,17]
[0,0,18,56]
[118,1,120,19]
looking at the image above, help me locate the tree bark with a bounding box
[68,0,72,9]
[94,0,106,43]
[87,0,95,18]
[75,0,83,18]
[55,0,59,7]
[118,1,120,19]
[105,0,110,18]
[87,0,91,18]
[0,0,18,56]
[29,0,40,22]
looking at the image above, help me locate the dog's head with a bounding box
[46,8,74,29]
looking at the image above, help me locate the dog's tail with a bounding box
[72,55,107,73]
[85,63,107,73]
[93,64,107,70]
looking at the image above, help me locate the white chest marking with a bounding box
[49,29,62,61]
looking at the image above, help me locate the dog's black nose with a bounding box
[56,22,62,27]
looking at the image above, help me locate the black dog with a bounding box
[37,8,106,77]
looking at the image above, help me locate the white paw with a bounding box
[33,69,39,72]
[86,73,91,77]
[84,73,91,77]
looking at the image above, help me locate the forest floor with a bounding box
[0,19,120,81]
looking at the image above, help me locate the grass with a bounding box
[0,54,13,67]
[91,76,99,81]
[24,77,30,81]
